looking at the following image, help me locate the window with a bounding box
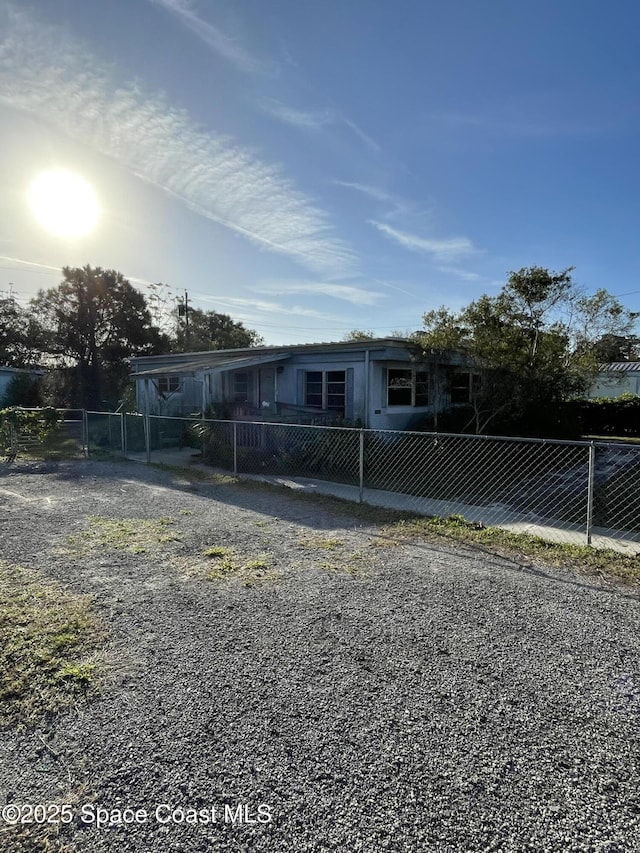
[450,372,481,404]
[233,371,250,403]
[157,375,180,394]
[387,368,429,407]
[305,370,346,413]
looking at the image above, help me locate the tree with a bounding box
[418,266,638,435]
[342,329,376,342]
[0,295,41,367]
[172,307,263,352]
[30,266,165,409]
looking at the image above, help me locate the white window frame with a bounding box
[305,370,346,412]
[157,375,180,395]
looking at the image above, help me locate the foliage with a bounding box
[172,306,263,352]
[342,329,376,341]
[0,371,43,408]
[29,265,167,408]
[572,394,640,437]
[418,267,638,435]
[592,333,640,362]
[0,296,42,367]
[0,406,60,457]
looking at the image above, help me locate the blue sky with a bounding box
[1,0,639,344]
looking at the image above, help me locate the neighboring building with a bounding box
[0,366,43,406]
[130,338,473,430]
[588,362,640,398]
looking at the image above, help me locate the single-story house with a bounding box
[130,338,475,431]
[587,362,640,398]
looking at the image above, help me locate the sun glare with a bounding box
[29,168,99,238]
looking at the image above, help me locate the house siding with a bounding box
[131,340,469,430]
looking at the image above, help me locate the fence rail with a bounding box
[7,409,640,551]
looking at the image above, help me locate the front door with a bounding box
[259,368,275,409]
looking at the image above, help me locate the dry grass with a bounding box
[0,561,105,729]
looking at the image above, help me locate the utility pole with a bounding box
[178,290,190,350]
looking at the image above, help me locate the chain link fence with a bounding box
[79,412,640,551]
[0,408,86,460]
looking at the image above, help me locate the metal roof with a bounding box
[134,352,290,378]
[599,362,640,372]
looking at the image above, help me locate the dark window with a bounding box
[305,370,346,413]
[233,371,250,403]
[387,369,429,407]
[327,371,346,411]
[450,372,481,404]
[305,371,323,408]
[158,376,180,394]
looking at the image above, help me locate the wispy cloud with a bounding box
[260,95,381,154]
[252,280,385,306]
[259,99,334,130]
[0,5,357,279]
[147,0,262,74]
[343,118,381,154]
[333,181,414,219]
[371,221,478,261]
[437,265,482,281]
[195,293,344,323]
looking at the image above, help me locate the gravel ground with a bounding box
[1,459,639,853]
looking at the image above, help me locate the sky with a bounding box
[1,0,640,345]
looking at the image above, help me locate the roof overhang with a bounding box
[133,352,290,379]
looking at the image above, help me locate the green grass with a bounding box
[68,515,182,555]
[382,515,640,586]
[0,561,104,729]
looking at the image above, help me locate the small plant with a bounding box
[243,556,270,571]
[203,546,232,558]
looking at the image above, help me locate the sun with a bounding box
[29,168,99,238]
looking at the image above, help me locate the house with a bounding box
[588,363,640,398]
[130,338,474,431]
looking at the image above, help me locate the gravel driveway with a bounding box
[1,459,639,853]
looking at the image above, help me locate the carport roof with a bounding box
[133,352,290,378]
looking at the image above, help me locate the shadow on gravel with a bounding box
[4,458,638,605]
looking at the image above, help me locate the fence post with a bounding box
[358,429,364,503]
[586,442,595,546]
[144,414,151,464]
[120,413,126,458]
[233,421,238,475]
[82,409,89,458]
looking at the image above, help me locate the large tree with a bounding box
[418,266,638,434]
[172,306,263,352]
[0,295,41,367]
[30,266,165,408]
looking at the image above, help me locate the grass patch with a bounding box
[208,556,239,580]
[0,561,104,729]
[319,560,369,578]
[383,515,640,586]
[203,545,232,558]
[68,516,182,555]
[201,548,279,585]
[152,463,238,484]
